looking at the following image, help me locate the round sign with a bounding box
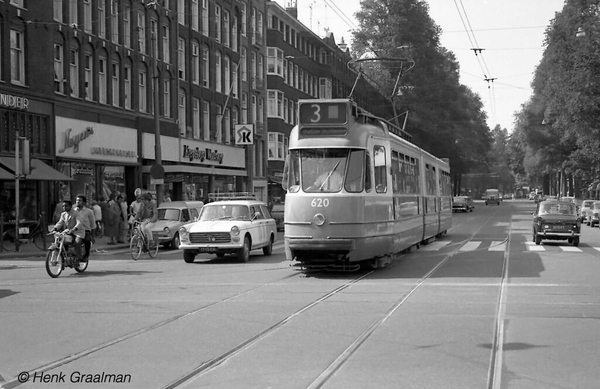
[150,164,165,179]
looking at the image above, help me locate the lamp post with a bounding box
[150,15,163,205]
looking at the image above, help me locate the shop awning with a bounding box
[0,157,73,181]
[0,165,13,180]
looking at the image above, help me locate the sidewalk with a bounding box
[0,235,130,260]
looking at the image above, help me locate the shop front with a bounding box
[55,117,138,220]
[141,134,247,203]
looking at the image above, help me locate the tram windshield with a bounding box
[283,148,369,193]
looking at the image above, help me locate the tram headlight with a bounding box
[313,213,326,226]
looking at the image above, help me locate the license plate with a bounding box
[19,227,29,234]
[553,225,565,230]
[198,247,217,252]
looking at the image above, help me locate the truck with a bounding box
[484,189,501,205]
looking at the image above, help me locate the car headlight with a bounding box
[231,225,240,236]
[164,227,170,234]
[179,226,189,238]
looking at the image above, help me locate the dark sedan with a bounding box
[532,200,581,246]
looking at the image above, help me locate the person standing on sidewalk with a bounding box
[105,194,121,245]
[117,194,127,243]
[91,199,102,237]
[74,195,96,261]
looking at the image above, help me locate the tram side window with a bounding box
[282,153,301,193]
[374,145,387,193]
[344,149,365,193]
[365,152,372,192]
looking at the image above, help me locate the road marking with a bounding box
[488,241,506,251]
[420,241,451,251]
[560,246,582,252]
[459,241,481,251]
[526,245,545,251]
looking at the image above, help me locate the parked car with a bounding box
[587,201,600,227]
[178,197,277,263]
[452,196,474,212]
[271,203,285,231]
[532,200,581,246]
[151,201,204,249]
[579,200,594,223]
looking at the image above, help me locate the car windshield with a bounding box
[158,208,180,221]
[539,203,576,215]
[454,197,468,201]
[583,201,594,207]
[199,204,250,221]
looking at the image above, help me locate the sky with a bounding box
[273,0,567,132]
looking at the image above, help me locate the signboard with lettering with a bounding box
[55,117,137,163]
[299,101,348,125]
[235,124,254,145]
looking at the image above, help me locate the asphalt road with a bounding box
[1,200,599,389]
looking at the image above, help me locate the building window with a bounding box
[84,0,92,33]
[70,49,79,97]
[137,12,146,54]
[139,69,147,112]
[112,61,120,106]
[123,4,131,48]
[202,100,210,140]
[241,93,248,123]
[124,65,131,109]
[162,22,170,63]
[111,0,119,43]
[267,90,285,118]
[232,62,238,98]
[70,0,78,27]
[98,0,106,39]
[191,0,199,31]
[214,4,221,43]
[164,78,171,118]
[241,2,247,37]
[251,95,257,124]
[267,47,283,77]
[192,41,199,84]
[178,38,185,80]
[223,10,230,48]
[224,108,231,144]
[215,51,222,93]
[240,47,247,82]
[201,0,209,36]
[232,16,238,52]
[54,0,63,22]
[54,44,64,94]
[268,132,286,161]
[178,0,186,25]
[224,56,230,95]
[202,45,210,88]
[99,57,107,103]
[192,97,200,139]
[178,89,186,135]
[10,30,25,85]
[85,53,94,100]
[150,19,158,58]
[216,105,223,143]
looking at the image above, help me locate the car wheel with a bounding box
[573,237,580,246]
[183,250,196,263]
[170,233,180,250]
[237,235,251,262]
[263,235,273,256]
[535,234,542,245]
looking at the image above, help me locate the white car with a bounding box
[178,199,277,263]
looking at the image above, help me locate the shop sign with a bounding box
[56,117,137,163]
[0,93,29,110]
[182,145,224,164]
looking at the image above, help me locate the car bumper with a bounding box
[538,231,580,238]
[179,243,243,253]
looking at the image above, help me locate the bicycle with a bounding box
[1,219,45,252]
[130,220,159,260]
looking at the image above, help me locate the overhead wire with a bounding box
[453,0,497,125]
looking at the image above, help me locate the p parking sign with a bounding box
[235,124,254,145]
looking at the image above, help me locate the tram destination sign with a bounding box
[299,127,347,137]
[299,101,348,125]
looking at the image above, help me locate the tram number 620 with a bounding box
[311,198,329,207]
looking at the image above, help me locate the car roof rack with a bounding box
[208,192,257,201]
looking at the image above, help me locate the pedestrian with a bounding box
[73,195,96,261]
[118,194,127,243]
[91,199,102,237]
[98,196,108,238]
[105,194,121,245]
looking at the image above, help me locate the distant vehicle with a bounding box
[178,194,277,263]
[484,189,501,205]
[588,201,600,227]
[270,203,285,231]
[532,200,581,246]
[503,193,513,200]
[452,196,474,212]
[580,200,594,224]
[151,201,204,249]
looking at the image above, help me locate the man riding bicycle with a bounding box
[50,200,84,260]
[135,193,158,248]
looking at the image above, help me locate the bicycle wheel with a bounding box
[45,250,63,278]
[130,233,142,260]
[147,239,159,258]
[33,231,47,250]
[74,258,89,273]
[1,230,16,252]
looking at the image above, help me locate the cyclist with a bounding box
[135,193,158,248]
[74,195,96,262]
[50,200,84,261]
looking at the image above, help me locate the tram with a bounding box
[282,98,452,271]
